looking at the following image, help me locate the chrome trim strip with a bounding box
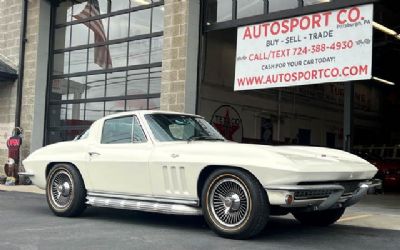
[18,172,34,177]
[86,196,202,216]
[264,184,345,191]
[87,191,199,206]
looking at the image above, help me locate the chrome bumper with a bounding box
[264,179,382,211]
[18,172,35,177]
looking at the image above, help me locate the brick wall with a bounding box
[160,0,189,112]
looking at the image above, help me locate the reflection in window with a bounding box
[56,1,73,24]
[127,69,149,95]
[69,76,86,100]
[66,103,85,121]
[54,27,71,50]
[109,14,129,40]
[49,104,67,127]
[149,67,161,94]
[129,39,150,66]
[127,99,148,111]
[237,0,264,19]
[87,74,105,99]
[105,100,126,115]
[152,6,164,33]
[71,23,89,47]
[106,72,126,97]
[207,0,232,24]
[51,78,68,101]
[269,0,298,13]
[151,36,163,63]
[109,42,128,68]
[111,0,130,12]
[69,49,88,73]
[53,52,69,75]
[130,9,151,36]
[149,97,160,110]
[88,18,109,45]
[304,0,331,5]
[85,102,104,121]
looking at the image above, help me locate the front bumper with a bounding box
[264,179,382,211]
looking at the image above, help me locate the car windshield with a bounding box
[145,114,225,142]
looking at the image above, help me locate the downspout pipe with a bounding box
[15,0,28,128]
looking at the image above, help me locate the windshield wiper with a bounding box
[188,136,225,142]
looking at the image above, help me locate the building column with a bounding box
[343,82,354,152]
[161,0,200,113]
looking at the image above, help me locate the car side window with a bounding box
[101,116,147,144]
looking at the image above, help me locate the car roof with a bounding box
[99,110,203,121]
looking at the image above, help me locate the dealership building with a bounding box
[0,0,399,166]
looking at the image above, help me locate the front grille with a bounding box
[294,190,335,200]
[294,180,364,200]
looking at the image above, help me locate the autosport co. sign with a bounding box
[234,4,373,91]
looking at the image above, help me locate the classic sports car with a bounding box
[21,111,379,239]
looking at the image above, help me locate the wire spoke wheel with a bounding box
[49,170,74,209]
[209,178,250,228]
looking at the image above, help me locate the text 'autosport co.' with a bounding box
[234,4,373,91]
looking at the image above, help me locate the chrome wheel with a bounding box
[209,178,250,227]
[49,170,74,209]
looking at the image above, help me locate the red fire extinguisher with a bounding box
[3,127,23,184]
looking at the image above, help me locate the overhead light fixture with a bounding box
[372,76,395,86]
[373,22,400,40]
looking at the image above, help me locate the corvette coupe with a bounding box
[21,111,379,239]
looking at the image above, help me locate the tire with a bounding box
[46,164,87,217]
[201,168,269,239]
[292,208,345,226]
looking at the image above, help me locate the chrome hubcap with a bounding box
[50,170,73,209]
[210,178,249,227]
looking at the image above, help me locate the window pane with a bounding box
[70,49,88,73]
[71,23,89,47]
[111,0,130,12]
[304,0,331,6]
[132,116,147,142]
[69,76,86,100]
[85,102,104,121]
[66,103,85,122]
[129,39,150,66]
[127,69,149,95]
[101,116,133,144]
[72,1,88,16]
[50,78,68,101]
[131,0,152,7]
[130,9,151,36]
[127,99,148,110]
[88,18,109,45]
[109,42,128,68]
[49,104,67,127]
[150,36,163,63]
[106,71,126,97]
[53,52,69,75]
[237,0,264,19]
[109,14,129,40]
[207,0,232,24]
[149,67,161,94]
[56,1,73,24]
[88,46,110,71]
[152,6,164,33]
[97,0,108,14]
[105,100,126,116]
[149,97,160,110]
[87,74,105,99]
[269,0,298,13]
[54,26,71,50]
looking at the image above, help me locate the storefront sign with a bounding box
[211,105,243,142]
[235,4,373,91]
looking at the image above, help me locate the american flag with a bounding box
[73,0,112,69]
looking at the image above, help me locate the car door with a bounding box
[87,115,153,195]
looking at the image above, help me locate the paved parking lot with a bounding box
[0,190,399,250]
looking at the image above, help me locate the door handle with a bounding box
[88,152,101,157]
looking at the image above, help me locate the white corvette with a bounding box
[22,110,379,239]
